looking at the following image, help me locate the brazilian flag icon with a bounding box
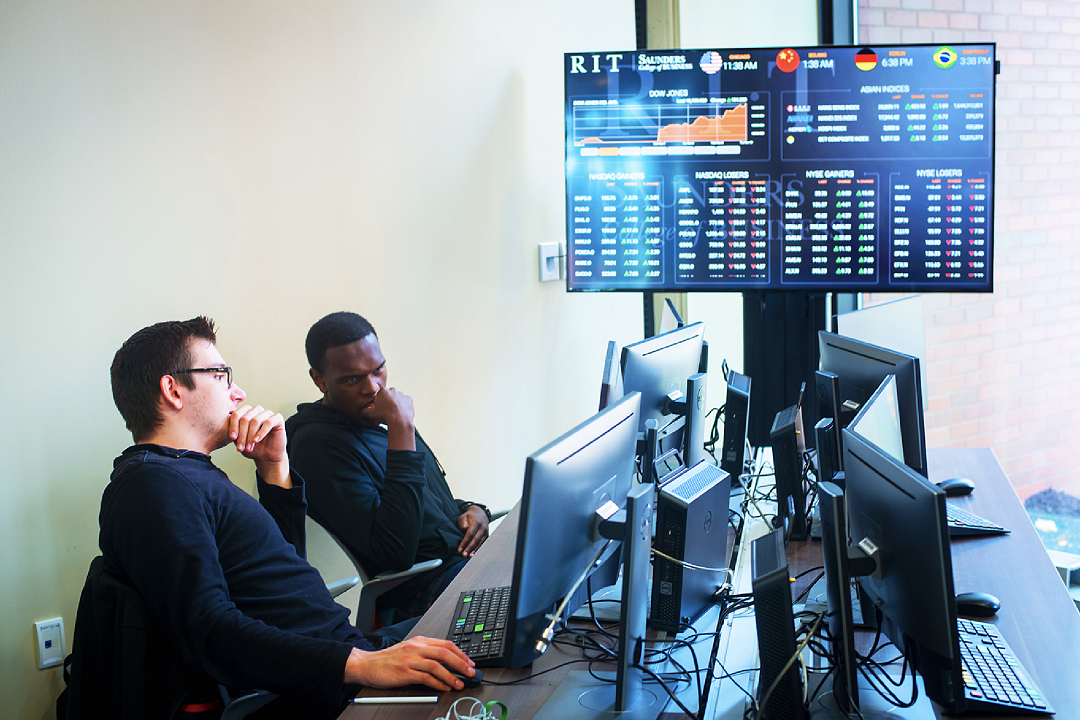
[934,47,957,69]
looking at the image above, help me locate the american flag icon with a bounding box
[700,51,723,74]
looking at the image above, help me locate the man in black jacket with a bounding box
[100,317,475,717]
[286,312,490,622]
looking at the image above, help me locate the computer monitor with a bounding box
[835,425,965,713]
[817,480,859,713]
[620,321,708,470]
[563,44,997,295]
[770,386,808,540]
[818,331,928,477]
[513,392,663,719]
[816,372,921,713]
[848,374,904,463]
[813,418,840,484]
[814,369,842,472]
[836,296,928,410]
[505,391,642,669]
[599,339,623,411]
[719,368,751,481]
[659,297,685,334]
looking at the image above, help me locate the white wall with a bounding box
[0,1,816,716]
[680,0,821,362]
[682,0,819,49]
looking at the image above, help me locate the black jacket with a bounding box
[286,402,475,607]
[65,556,216,720]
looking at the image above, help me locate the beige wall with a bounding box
[0,1,643,714]
[0,1,817,716]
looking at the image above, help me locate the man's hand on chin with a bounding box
[230,404,291,488]
[365,387,417,452]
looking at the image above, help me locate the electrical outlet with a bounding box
[35,618,65,670]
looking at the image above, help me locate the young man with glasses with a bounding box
[100,317,475,717]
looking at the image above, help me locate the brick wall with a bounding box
[860,0,1080,497]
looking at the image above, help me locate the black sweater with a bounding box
[99,444,371,711]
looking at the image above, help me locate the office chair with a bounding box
[64,556,359,720]
[64,556,279,720]
[304,515,442,631]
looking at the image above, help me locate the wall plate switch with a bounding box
[35,617,65,670]
[538,242,564,282]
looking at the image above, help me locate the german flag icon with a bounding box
[855,48,877,71]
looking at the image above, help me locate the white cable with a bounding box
[651,547,735,575]
[436,697,497,720]
[534,540,613,654]
[800,654,809,704]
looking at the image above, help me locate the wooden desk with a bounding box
[787,447,1080,719]
[928,448,1080,718]
[343,503,737,719]
[342,504,592,719]
[343,448,1080,719]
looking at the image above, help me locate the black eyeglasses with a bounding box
[175,366,233,388]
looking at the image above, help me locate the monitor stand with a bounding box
[533,483,667,720]
[806,670,935,719]
[569,577,625,624]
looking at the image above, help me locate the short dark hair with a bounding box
[305,312,377,373]
[110,317,218,442]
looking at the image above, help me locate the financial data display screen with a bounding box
[564,44,996,293]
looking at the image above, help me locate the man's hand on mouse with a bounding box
[343,637,476,691]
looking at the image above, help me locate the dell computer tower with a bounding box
[752,528,808,720]
[650,461,731,632]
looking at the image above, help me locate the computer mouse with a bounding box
[955,591,1001,617]
[445,665,483,689]
[937,477,976,497]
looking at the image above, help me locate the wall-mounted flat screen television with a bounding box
[564,43,996,293]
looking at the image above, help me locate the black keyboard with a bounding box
[958,618,1053,714]
[947,503,1010,537]
[446,586,511,664]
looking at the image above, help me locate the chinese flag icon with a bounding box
[776,48,800,73]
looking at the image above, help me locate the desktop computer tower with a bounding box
[771,403,807,540]
[751,528,808,720]
[720,370,751,483]
[650,461,731,632]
